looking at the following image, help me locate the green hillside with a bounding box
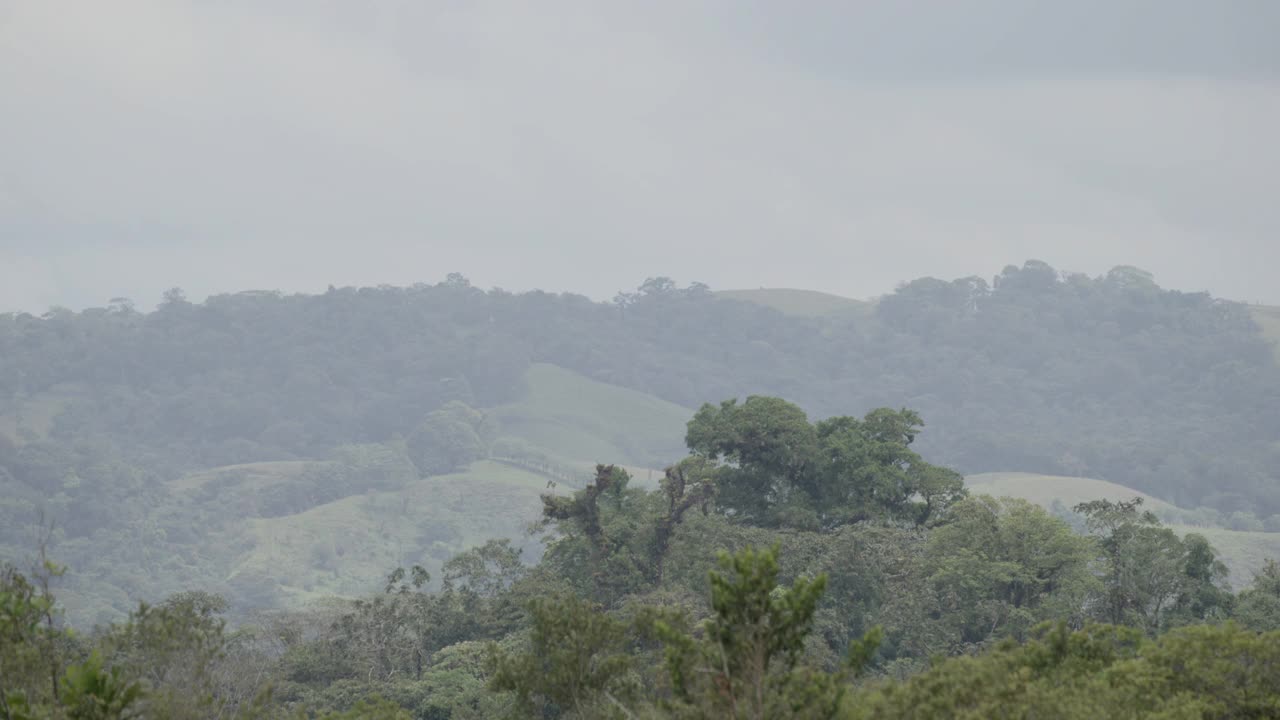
[214,364,694,609]
[171,460,312,491]
[6,275,1280,632]
[967,471,1280,588]
[222,364,692,609]
[966,472,1180,515]
[0,384,76,444]
[1252,304,1280,362]
[43,363,691,625]
[48,460,560,626]
[491,363,690,473]
[1187,527,1280,589]
[716,288,871,318]
[6,265,1280,524]
[232,461,557,605]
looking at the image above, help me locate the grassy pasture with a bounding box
[967,471,1280,588]
[491,363,690,471]
[716,288,871,318]
[1251,304,1280,363]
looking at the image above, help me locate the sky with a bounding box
[2,0,1278,313]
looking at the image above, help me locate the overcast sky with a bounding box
[2,1,1278,312]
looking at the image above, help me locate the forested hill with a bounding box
[2,262,1279,518]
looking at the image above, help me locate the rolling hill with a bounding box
[0,383,76,444]
[967,472,1280,588]
[48,459,564,627]
[229,461,559,606]
[490,363,691,477]
[212,365,694,610]
[1252,304,1280,362]
[716,288,871,318]
[39,362,694,626]
[6,266,1279,522]
[26,360,1280,625]
[966,472,1181,515]
[6,284,1280,624]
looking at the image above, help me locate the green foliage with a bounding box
[867,263,1280,515]
[5,266,1280,627]
[654,545,844,720]
[0,562,69,718]
[1074,499,1232,633]
[651,458,717,584]
[407,402,492,477]
[487,594,637,719]
[539,465,661,602]
[849,622,1280,719]
[1236,560,1280,631]
[966,472,1280,589]
[686,398,964,528]
[441,539,526,598]
[30,413,1280,720]
[98,592,230,719]
[686,397,819,525]
[1,470,1279,720]
[316,696,412,719]
[58,652,144,720]
[921,496,1099,650]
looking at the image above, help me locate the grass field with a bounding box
[26,362,696,623]
[491,363,691,471]
[716,288,871,318]
[0,385,77,444]
[966,472,1180,515]
[967,471,1279,588]
[159,363,695,610]
[1182,527,1280,589]
[1251,304,1280,363]
[232,461,558,604]
[170,460,314,491]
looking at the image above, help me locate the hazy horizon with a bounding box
[3,1,1279,313]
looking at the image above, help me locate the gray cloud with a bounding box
[2,0,1278,312]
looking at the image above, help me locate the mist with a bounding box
[3,1,1278,313]
[6,4,1280,716]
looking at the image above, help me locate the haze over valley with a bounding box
[3,2,1279,717]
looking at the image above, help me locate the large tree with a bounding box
[686,398,964,529]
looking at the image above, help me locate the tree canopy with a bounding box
[3,261,1277,524]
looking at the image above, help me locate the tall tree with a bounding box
[654,545,846,720]
[686,398,963,528]
[487,594,636,720]
[1074,498,1229,633]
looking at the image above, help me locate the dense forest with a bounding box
[3,395,1279,718]
[3,261,1279,512]
[2,262,1280,621]
[7,0,1276,711]
[2,261,1280,715]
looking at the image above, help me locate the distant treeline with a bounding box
[2,261,1279,520]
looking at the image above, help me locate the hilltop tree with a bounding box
[686,398,964,529]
